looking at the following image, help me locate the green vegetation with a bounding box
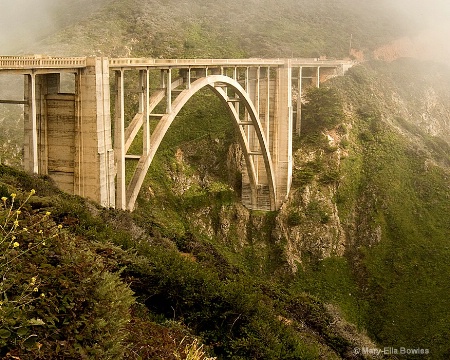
[0,104,22,167]
[280,61,450,359]
[300,87,345,136]
[0,186,134,359]
[334,63,450,357]
[0,165,367,359]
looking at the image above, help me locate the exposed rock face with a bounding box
[275,188,346,272]
[273,135,347,272]
[181,131,350,273]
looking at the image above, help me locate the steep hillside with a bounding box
[284,61,450,357]
[1,164,381,359]
[0,0,112,53]
[109,57,450,358]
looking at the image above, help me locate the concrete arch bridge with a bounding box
[0,56,353,211]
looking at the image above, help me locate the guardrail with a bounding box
[109,58,286,68]
[108,57,354,68]
[0,56,87,69]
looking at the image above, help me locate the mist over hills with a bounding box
[1,0,447,62]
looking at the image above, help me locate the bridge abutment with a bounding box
[22,58,114,207]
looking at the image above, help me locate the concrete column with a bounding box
[242,67,263,208]
[316,66,320,88]
[140,69,150,155]
[114,69,126,209]
[39,73,61,176]
[295,66,303,135]
[23,73,61,175]
[166,69,172,113]
[75,57,114,208]
[273,61,293,207]
[23,73,38,174]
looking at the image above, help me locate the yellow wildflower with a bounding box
[1,197,7,202]
[57,224,62,229]
[40,293,45,298]
[31,277,37,285]
[33,287,39,292]
[13,242,19,248]
[11,193,16,199]
[30,189,36,195]
[45,211,51,216]
[16,210,21,215]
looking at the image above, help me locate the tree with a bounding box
[301,87,344,135]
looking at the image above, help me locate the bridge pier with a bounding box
[76,57,114,207]
[241,62,293,210]
[274,61,293,208]
[23,72,60,175]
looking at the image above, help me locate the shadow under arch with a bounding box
[125,75,277,211]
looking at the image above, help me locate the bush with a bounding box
[0,190,135,359]
[287,211,302,227]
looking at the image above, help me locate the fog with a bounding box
[0,0,59,53]
[385,0,450,25]
[0,0,106,54]
[378,0,450,63]
[0,0,450,62]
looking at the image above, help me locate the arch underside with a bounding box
[123,75,277,211]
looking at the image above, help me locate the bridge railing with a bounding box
[108,58,289,68]
[108,57,355,70]
[0,56,87,69]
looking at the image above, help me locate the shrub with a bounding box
[174,338,217,360]
[0,190,135,359]
[319,169,340,184]
[287,211,302,227]
[0,190,51,353]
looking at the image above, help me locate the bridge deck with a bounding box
[0,55,353,71]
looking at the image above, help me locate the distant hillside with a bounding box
[19,0,414,59]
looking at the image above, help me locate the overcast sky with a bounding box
[0,0,58,52]
[387,0,450,22]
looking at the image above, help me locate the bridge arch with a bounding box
[124,75,277,211]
